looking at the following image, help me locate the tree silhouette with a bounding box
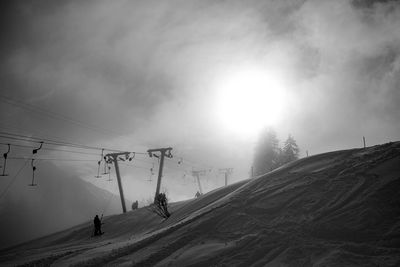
[280,134,299,165]
[253,128,281,175]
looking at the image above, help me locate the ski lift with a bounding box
[95,149,104,178]
[95,160,102,178]
[1,144,10,176]
[107,165,112,181]
[32,142,43,154]
[181,172,187,185]
[128,152,135,161]
[147,163,155,182]
[29,159,37,186]
[102,158,109,175]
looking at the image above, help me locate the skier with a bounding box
[195,191,201,198]
[132,200,138,210]
[93,214,103,236]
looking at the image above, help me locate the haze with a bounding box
[1,0,399,203]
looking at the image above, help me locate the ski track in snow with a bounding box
[1,142,400,266]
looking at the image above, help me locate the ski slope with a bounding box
[1,142,399,266]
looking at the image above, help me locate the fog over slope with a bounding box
[0,142,399,266]
[0,162,126,249]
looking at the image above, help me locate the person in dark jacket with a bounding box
[93,214,102,236]
[132,200,138,210]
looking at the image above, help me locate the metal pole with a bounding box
[1,144,10,176]
[219,168,232,186]
[195,173,203,194]
[113,156,126,213]
[1,156,7,176]
[154,150,166,203]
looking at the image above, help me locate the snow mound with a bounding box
[1,142,399,266]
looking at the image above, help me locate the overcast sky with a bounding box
[1,0,399,203]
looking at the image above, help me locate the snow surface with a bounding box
[0,142,399,266]
[0,161,126,249]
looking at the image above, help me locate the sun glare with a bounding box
[215,69,286,137]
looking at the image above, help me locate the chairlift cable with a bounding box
[0,142,100,156]
[0,133,119,152]
[0,95,126,137]
[8,156,98,162]
[0,131,147,154]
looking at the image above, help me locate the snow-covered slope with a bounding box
[1,142,399,266]
[0,161,127,250]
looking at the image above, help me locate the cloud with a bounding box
[273,0,400,152]
[0,0,399,200]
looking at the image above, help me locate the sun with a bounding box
[215,68,286,137]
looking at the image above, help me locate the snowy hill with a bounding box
[0,161,127,250]
[0,142,399,266]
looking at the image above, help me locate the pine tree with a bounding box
[253,128,281,175]
[280,134,299,165]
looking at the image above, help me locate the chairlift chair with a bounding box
[102,156,108,175]
[107,166,112,181]
[95,149,104,178]
[32,142,43,154]
[1,144,10,176]
[29,159,37,186]
[147,163,155,182]
[95,160,102,178]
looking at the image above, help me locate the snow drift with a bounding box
[0,142,399,266]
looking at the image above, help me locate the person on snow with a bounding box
[132,200,138,210]
[93,214,103,236]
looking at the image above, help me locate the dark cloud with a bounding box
[0,0,399,200]
[0,0,180,142]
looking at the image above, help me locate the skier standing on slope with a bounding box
[93,214,103,236]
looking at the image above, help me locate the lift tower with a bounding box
[191,169,208,195]
[219,168,233,186]
[104,152,133,213]
[147,147,173,204]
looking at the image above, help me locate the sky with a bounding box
[1,0,400,203]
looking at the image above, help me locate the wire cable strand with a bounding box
[0,95,126,137]
[0,131,147,154]
[9,157,98,162]
[0,142,100,156]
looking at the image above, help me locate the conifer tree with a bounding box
[253,128,281,175]
[280,134,299,165]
